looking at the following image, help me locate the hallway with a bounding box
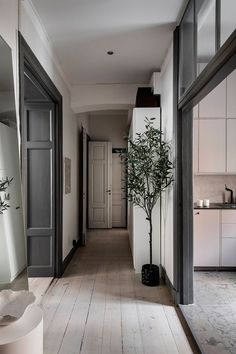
[42,229,194,354]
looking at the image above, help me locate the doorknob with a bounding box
[106,190,111,193]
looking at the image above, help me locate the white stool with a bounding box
[0,304,43,354]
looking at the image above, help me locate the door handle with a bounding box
[195,212,200,215]
[106,190,111,193]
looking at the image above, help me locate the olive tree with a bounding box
[121,118,173,267]
[0,177,13,214]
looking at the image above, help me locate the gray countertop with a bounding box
[194,203,236,210]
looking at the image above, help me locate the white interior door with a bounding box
[112,154,126,227]
[88,141,112,228]
[82,127,87,244]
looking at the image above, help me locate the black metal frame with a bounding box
[174,0,236,304]
[19,33,63,277]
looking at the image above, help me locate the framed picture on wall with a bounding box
[65,157,71,194]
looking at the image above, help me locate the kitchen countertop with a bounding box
[194,202,236,210]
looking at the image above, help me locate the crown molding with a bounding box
[20,0,72,93]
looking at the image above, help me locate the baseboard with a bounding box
[62,239,80,273]
[195,266,236,271]
[160,265,180,304]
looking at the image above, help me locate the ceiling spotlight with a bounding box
[107,51,114,55]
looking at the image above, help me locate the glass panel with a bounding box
[28,149,52,228]
[221,0,236,46]
[27,109,51,142]
[179,1,195,97]
[196,0,216,75]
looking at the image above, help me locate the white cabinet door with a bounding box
[227,119,236,173]
[227,70,236,118]
[194,210,220,266]
[199,119,226,173]
[199,79,226,118]
[193,105,199,119]
[222,210,236,224]
[222,224,236,238]
[222,238,236,266]
[193,120,199,173]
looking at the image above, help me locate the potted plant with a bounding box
[0,177,13,214]
[121,118,173,286]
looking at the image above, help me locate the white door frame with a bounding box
[112,152,126,228]
[81,127,88,244]
[88,141,112,228]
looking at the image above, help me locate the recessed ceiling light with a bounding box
[107,51,114,55]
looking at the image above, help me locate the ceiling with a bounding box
[31,0,186,85]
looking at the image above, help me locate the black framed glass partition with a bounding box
[178,0,236,101]
[221,0,236,46]
[196,0,216,75]
[179,1,195,97]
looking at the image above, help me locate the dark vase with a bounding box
[141,264,160,286]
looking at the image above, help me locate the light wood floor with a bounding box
[41,229,194,354]
[29,277,53,304]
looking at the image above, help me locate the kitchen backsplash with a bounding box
[194,175,236,203]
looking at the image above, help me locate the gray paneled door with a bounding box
[24,102,55,276]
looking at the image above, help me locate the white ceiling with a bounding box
[31,0,186,85]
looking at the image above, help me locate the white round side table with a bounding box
[0,304,43,354]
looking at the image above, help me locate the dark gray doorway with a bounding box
[19,34,63,277]
[24,101,55,276]
[81,127,88,245]
[79,126,88,246]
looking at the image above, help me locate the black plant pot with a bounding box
[141,264,160,286]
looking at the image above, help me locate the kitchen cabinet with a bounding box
[194,210,236,268]
[198,119,226,173]
[227,70,236,118]
[222,239,236,266]
[199,79,226,118]
[194,210,220,266]
[227,119,236,173]
[193,105,199,119]
[222,210,236,223]
[193,72,236,175]
[221,210,236,266]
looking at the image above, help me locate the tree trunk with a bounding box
[149,211,153,267]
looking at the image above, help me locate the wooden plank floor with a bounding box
[42,229,194,354]
[29,277,53,304]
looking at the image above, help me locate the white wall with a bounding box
[0,92,15,114]
[89,112,128,148]
[0,0,19,123]
[0,0,26,287]
[0,123,26,285]
[129,108,161,273]
[0,0,80,261]
[20,0,81,260]
[160,42,174,284]
[71,84,147,113]
[77,112,90,135]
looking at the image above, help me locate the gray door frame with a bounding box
[173,27,236,304]
[19,33,63,277]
